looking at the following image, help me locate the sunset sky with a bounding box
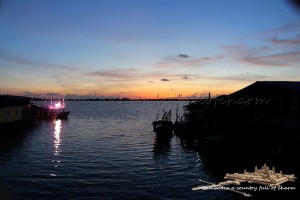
[0,0,300,98]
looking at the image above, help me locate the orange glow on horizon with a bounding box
[0,81,251,99]
[0,88,240,99]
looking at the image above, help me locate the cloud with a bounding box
[222,43,300,67]
[177,54,189,58]
[86,66,269,85]
[242,51,300,67]
[188,55,224,65]
[223,22,300,67]
[221,44,246,51]
[157,54,224,68]
[86,67,204,83]
[211,72,267,81]
[0,51,45,67]
[258,22,300,36]
[87,68,140,79]
[0,49,74,70]
[181,76,191,80]
[86,67,176,82]
[269,35,300,45]
[259,46,272,51]
[221,45,270,56]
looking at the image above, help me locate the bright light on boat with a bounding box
[48,101,64,109]
[55,102,62,109]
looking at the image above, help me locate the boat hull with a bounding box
[56,111,70,119]
[152,120,174,136]
[40,108,70,120]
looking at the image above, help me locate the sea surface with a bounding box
[0,101,294,200]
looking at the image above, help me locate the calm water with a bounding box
[0,101,273,199]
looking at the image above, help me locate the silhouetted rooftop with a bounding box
[260,81,300,93]
[0,95,31,107]
[229,81,300,98]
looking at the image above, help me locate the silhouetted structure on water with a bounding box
[177,81,300,136]
[0,95,32,135]
[152,109,173,137]
[174,81,300,170]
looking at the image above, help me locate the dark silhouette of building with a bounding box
[0,95,32,135]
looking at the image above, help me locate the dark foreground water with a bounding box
[0,102,298,200]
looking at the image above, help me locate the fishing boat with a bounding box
[152,109,173,136]
[40,99,70,120]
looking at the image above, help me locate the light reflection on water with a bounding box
[52,119,62,174]
[54,119,62,156]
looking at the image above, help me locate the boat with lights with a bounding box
[40,99,70,119]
